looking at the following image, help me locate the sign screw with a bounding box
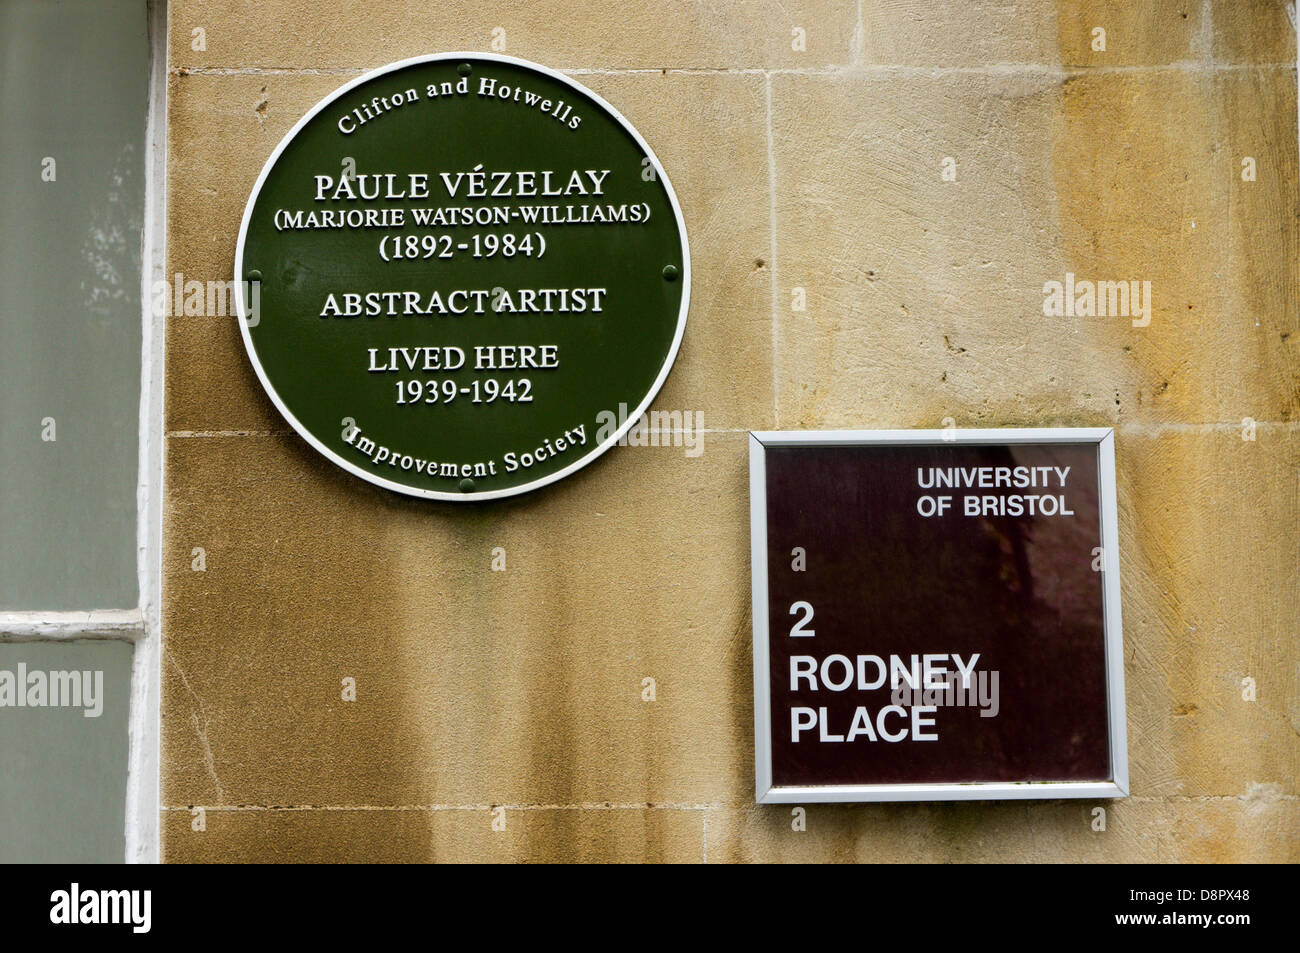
[458,63,473,76]
[248,269,262,282]
[662,264,679,282]
[458,478,475,492]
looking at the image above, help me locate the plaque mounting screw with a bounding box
[458,478,475,492]
[458,63,473,76]
[248,269,262,282]
[662,265,679,282]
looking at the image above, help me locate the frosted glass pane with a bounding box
[0,640,132,862]
[0,0,149,609]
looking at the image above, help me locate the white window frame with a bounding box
[749,427,1129,804]
[0,0,166,863]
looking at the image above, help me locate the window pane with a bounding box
[0,640,132,862]
[0,0,149,609]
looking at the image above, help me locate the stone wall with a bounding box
[161,1,1298,862]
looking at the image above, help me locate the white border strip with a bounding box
[749,427,1128,803]
[0,609,144,642]
[233,52,691,502]
[123,0,167,865]
[748,434,773,803]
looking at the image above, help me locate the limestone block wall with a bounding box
[161,1,1298,862]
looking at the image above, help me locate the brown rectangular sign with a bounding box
[749,429,1127,802]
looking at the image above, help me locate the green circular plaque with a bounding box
[236,53,689,501]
